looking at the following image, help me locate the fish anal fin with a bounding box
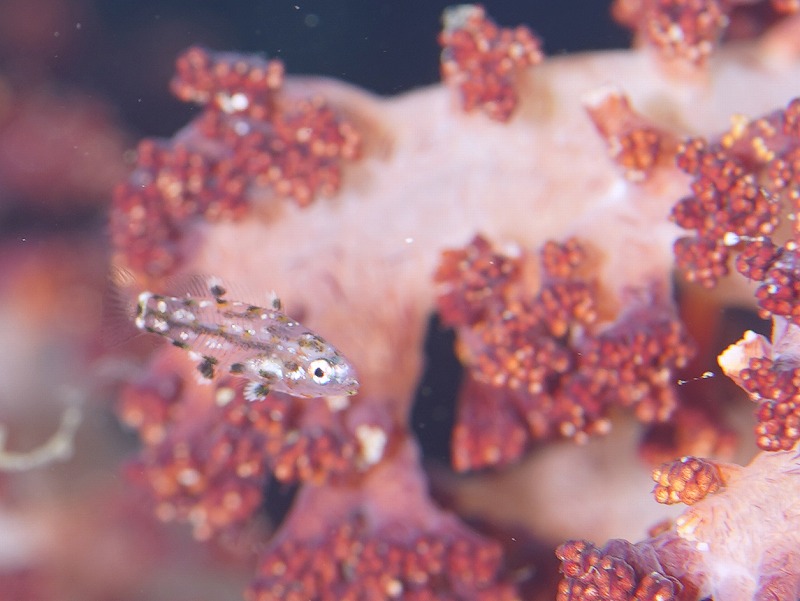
[197,355,218,380]
[243,381,270,402]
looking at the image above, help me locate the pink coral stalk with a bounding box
[560,446,800,600]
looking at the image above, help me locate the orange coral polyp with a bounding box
[652,456,723,505]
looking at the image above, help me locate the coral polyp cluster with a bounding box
[718,318,800,450]
[246,441,518,601]
[439,4,543,122]
[651,456,723,505]
[111,46,361,277]
[435,235,693,470]
[119,346,382,541]
[671,98,800,288]
[556,538,685,601]
[613,0,799,66]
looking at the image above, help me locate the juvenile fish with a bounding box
[132,278,359,400]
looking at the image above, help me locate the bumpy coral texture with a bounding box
[111,46,361,277]
[597,449,800,601]
[439,4,543,122]
[651,456,723,505]
[558,439,800,600]
[109,2,800,600]
[559,70,800,601]
[672,98,800,288]
[556,538,687,601]
[435,235,694,471]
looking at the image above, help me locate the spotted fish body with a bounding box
[133,280,359,399]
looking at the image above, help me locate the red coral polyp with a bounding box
[739,356,800,450]
[248,514,518,601]
[556,539,682,601]
[434,234,522,328]
[735,239,800,325]
[651,456,723,505]
[437,236,694,470]
[118,347,369,540]
[170,46,284,119]
[110,46,361,278]
[671,149,779,287]
[672,97,800,288]
[439,4,542,122]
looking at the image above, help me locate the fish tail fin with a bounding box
[100,266,142,348]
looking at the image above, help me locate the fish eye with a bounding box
[309,358,333,385]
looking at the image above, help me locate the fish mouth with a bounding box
[343,377,360,394]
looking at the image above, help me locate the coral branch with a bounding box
[437,235,693,470]
[557,447,800,599]
[439,4,543,122]
[110,46,362,278]
[719,317,800,450]
[247,440,518,601]
[583,86,680,182]
[556,316,800,600]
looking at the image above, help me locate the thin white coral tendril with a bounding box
[0,403,82,472]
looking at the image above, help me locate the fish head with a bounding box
[260,331,360,399]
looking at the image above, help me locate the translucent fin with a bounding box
[267,290,282,311]
[244,381,270,402]
[162,273,271,307]
[161,274,224,300]
[100,267,142,348]
[177,330,243,384]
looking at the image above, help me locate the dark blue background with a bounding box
[30,1,629,136]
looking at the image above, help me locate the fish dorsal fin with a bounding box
[162,274,279,309]
[160,274,223,300]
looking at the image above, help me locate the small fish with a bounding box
[127,275,359,400]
